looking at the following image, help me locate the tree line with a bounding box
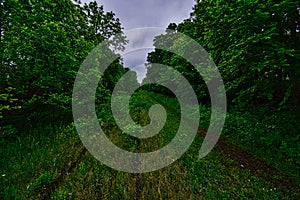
[146,0,299,110]
[0,0,127,129]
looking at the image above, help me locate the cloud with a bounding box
[81,0,195,30]
[123,49,152,83]
[97,0,195,29]
[82,0,195,82]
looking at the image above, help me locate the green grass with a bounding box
[1,123,81,199]
[197,105,300,182]
[1,90,299,199]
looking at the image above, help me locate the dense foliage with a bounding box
[1,0,300,198]
[148,0,300,108]
[146,0,300,173]
[0,0,125,129]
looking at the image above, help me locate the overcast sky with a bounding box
[84,0,195,82]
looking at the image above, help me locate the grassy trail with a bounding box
[2,91,299,199]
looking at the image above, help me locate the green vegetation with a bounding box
[2,92,300,199]
[1,0,299,199]
[146,0,300,189]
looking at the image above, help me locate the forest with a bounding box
[1,0,300,199]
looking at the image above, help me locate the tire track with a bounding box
[148,92,300,193]
[38,143,87,200]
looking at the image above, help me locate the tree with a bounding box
[147,0,299,109]
[0,0,125,127]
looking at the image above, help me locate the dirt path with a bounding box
[33,91,299,199]
[198,128,299,193]
[38,144,87,200]
[150,93,299,194]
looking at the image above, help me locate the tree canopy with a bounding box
[0,0,126,125]
[146,0,300,110]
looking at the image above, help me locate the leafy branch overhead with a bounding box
[147,0,300,108]
[0,0,126,122]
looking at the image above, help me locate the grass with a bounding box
[1,123,81,199]
[1,90,299,199]
[197,105,300,182]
